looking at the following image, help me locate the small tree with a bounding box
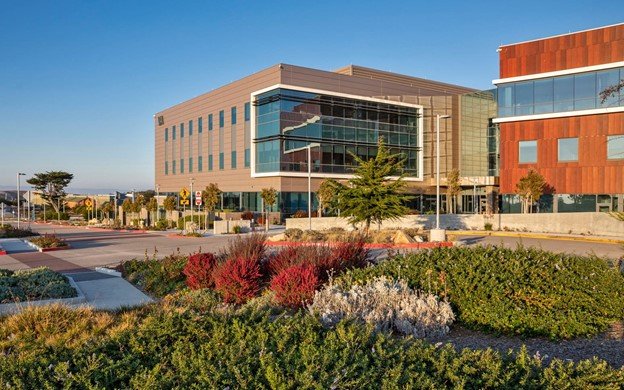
[26,171,73,214]
[146,198,158,225]
[163,195,177,224]
[133,194,145,224]
[338,138,411,231]
[202,183,222,227]
[515,169,546,214]
[100,201,114,220]
[260,187,277,231]
[121,198,133,225]
[317,179,340,217]
[445,168,461,214]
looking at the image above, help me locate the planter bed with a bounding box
[24,239,71,253]
[167,233,205,239]
[266,241,454,249]
[0,269,85,315]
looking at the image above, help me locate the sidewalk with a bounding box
[66,271,153,311]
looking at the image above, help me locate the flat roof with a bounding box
[499,22,624,48]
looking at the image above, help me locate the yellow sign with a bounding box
[179,188,190,199]
[84,199,93,207]
[180,199,190,206]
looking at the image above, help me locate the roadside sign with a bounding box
[179,188,190,199]
[195,191,202,198]
[180,199,190,206]
[195,198,202,206]
[84,199,93,208]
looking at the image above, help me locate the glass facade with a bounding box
[460,90,499,177]
[498,67,624,117]
[254,88,421,176]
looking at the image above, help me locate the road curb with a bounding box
[450,230,624,245]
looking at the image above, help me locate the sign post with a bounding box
[179,188,190,208]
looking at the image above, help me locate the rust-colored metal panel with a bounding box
[499,24,624,78]
[499,112,624,194]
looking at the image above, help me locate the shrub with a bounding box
[220,233,266,262]
[310,277,454,338]
[319,239,370,277]
[154,219,169,231]
[292,210,308,218]
[183,253,218,290]
[271,264,319,308]
[284,228,303,241]
[340,246,624,339]
[177,215,208,229]
[39,210,70,221]
[241,211,254,220]
[267,245,332,277]
[120,252,188,297]
[29,234,67,249]
[232,225,242,234]
[484,222,493,231]
[0,267,76,303]
[0,225,39,238]
[301,229,325,242]
[256,215,266,225]
[213,256,263,304]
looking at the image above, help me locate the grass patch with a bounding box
[0,268,76,303]
[118,252,188,297]
[339,246,624,339]
[0,293,622,388]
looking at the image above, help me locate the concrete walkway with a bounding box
[66,271,153,311]
[0,238,36,254]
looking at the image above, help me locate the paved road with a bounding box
[1,224,622,273]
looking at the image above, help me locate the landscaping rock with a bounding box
[392,230,415,244]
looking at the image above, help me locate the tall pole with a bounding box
[57,198,61,224]
[435,115,441,230]
[308,145,312,231]
[190,178,195,227]
[473,182,477,214]
[156,184,160,222]
[1,203,4,226]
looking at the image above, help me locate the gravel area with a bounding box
[430,322,624,368]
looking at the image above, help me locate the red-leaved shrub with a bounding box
[270,264,319,308]
[183,252,218,290]
[213,256,263,304]
[318,240,369,279]
[267,245,332,276]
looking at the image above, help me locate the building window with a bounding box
[558,137,578,162]
[198,156,203,171]
[165,128,169,142]
[180,159,184,173]
[219,110,224,128]
[189,157,193,173]
[180,123,184,138]
[198,117,203,133]
[231,151,237,168]
[244,102,250,121]
[219,152,224,170]
[231,106,237,125]
[244,148,250,167]
[189,119,193,136]
[172,125,176,140]
[165,161,168,175]
[172,160,177,174]
[607,135,624,159]
[497,67,623,117]
[519,140,537,163]
[208,154,213,171]
[208,114,213,131]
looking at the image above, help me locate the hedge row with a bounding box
[339,245,624,339]
[0,301,621,388]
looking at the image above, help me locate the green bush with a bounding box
[120,253,188,297]
[29,235,67,249]
[284,228,303,241]
[0,267,76,303]
[484,222,493,231]
[232,225,242,234]
[339,246,624,339]
[177,215,211,229]
[0,300,622,388]
[0,224,39,238]
[39,210,70,221]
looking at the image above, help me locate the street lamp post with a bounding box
[190,178,195,228]
[16,173,25,229]
[156,184,160,221]
[431,115,450,242]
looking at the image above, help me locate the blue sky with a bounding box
[1,0,622,193]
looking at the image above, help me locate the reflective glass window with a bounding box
[497,84,513,117]
[188,157,193,172]
[553,76,574,112]
[219,110,224,127]
[244,102,250,121]
[208,114,213,130]
[533,79,553,114]
[231,107,237,125]
[198,117,203,133]
[189,120,193,136]
[558,137,578,161]
[514,81,534,115]
[607,135,624,159]
[165,128,168,142]
[198,156,203,172]
[597,69,621,107]
[574,73,596,110]
[519,140,537,163]
[231,151,237,168]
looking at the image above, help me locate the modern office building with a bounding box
[154,64,496,214]
[494,23,624,213]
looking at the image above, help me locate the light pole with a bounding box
[156,184,160,221]
[16,173,25,229]
[283,142,320,230]
[431,115,450,242]
[190,178,195,227]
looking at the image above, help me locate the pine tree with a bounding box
[317,179,341,217]
[338,138,412,231]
